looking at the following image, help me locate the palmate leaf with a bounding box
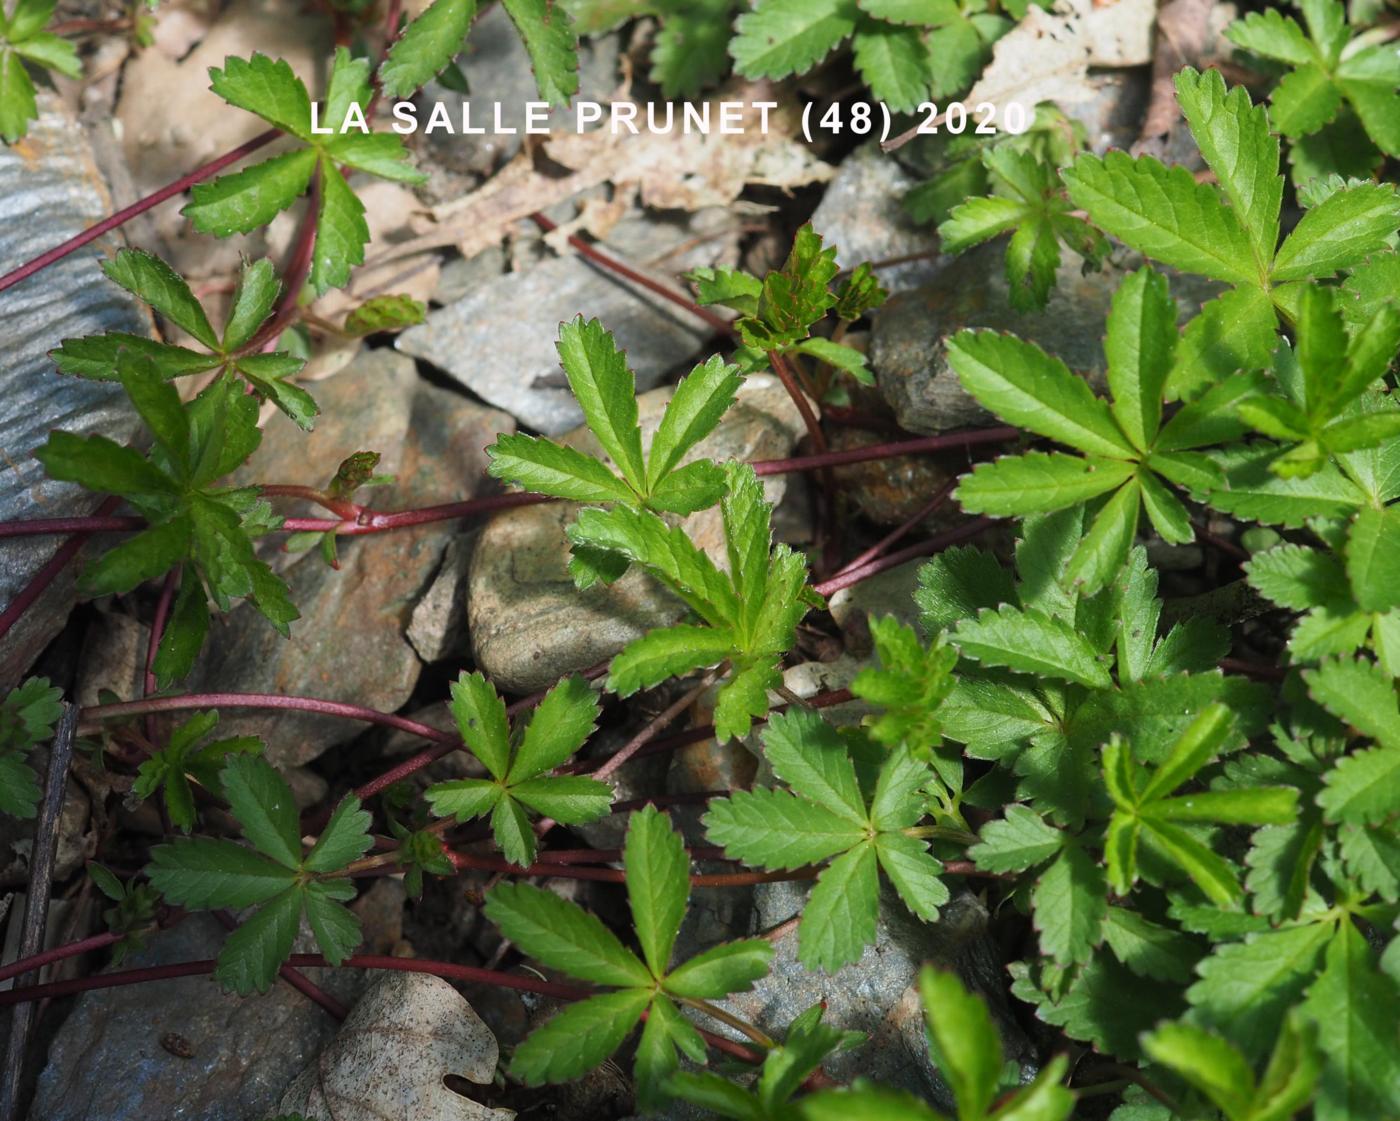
[148,755,370,994]
[851,19,929,112]
[706,713,945,971]
[0,0,80,143]
[426,672,609,865]
[185,50,423,294]
[486,809,772,1096]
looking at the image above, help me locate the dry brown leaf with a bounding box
[279,972,515,1121]
[382,85,831,264]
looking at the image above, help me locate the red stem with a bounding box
[77,692,459,743]
[0,430,1018,542]
[835,479,956,576]
[0,131,279,298]
[0,495,121,642]
[0,954,763,1064]
[812,518,998,597]
[0,930,121,986]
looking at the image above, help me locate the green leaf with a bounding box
[1245,543,1347,610]
[1345,505,1400,613]
[919,967,1001,1121]
[509,988,651,1085]
[556,317,646,491]
[510,775,612,823]
[687,266,762,314]
[955,453,1135,516]
[938,195,1026,254]
[492,796,535,867]
[664,939,774,1000]
[851,21,929,113]
[646,355,743,489]
[730,0,859,80]
[303,795,371,873]
[1304,656,1400,749]
[501,0,579,105]
[208,53,311,138]
[103,250,219,350]
[799,841,878,972]
[1187,923,1332,1060]
[969,805,1064,872]
[377,0,476,99]
[1173,68,1282,270]
[607,624,737,697]
[624,806,688,977]
[1225,8,1313,65]
[946,330,1135,458]
[953,605,1113,688]
[1142,1022,1255,1121]
[649,0,732,98]
[713,659,780,744]
[1271,182,1400,282]
[1141,701,1234,801]
[302,881,362,965]
[146,837,296,908]
[1032,845,1107,966]
[220,755,302,869]
[1166,288,1278,401]
[487,433,635,504]
[214,885,303,994]
[49,333,221,381]
[512,674,599,780]
[184,147,318,237]
[762,708,868,825]
[1064,478,1140,595]
[483,881,651,988]
[1063,151,1260,285]
[1105,267,1176,451]
[221,258,280,351]
[1102,907,1200,984]
[1302,923,1400,1121]
[80,519,190,598]
[311,161,369,295]
[36,430,177,502]
[448,670,511,781]
[704,787,866,869]
[874,832,947,922]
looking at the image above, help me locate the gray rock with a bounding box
[407,534,474,662]
[829,558,925,656]
[189,352,513,765]
[720,883,1035,1107]
[0,96,150,688]
[870,245,1220,434]
[808,143,941,292]
[28,915,351,1121]
[397,210,737,435]
[468,376,803,692]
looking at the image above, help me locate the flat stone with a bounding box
[397,211,735,434]
[28,915,351,1121]
[808,143,941,292]
[188,352,513,765]
[870,245,1220,434]
[0,95,150,688]
[468,376,803,692]
[720,883,1036,1107]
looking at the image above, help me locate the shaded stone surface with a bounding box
[468,377,803,692]
[0,96,150,688]
[808,143,941,292]
[29,916,352,1121]
[720,883,1035,1107]
[397,210,737,435]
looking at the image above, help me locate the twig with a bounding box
[812,518,997,597]
[0,131,279,298]
[0,703,78,1121]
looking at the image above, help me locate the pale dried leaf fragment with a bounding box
[280,972,515,1121]
[965,0,1155,109]
[385,84,831,262]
